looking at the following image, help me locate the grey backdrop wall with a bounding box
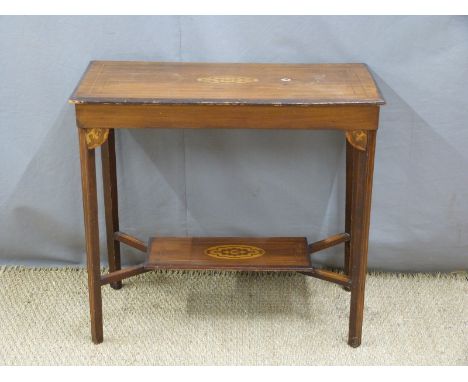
[1,16,467,271]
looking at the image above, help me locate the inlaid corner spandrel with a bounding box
[84,128,109,149]
[345,130,368,151]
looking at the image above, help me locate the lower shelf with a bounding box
[145,236,311,271]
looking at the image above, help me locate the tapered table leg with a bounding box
[78,128,104,344]
[343,138,355,291]
[347,130,377,348]
[101,129,122,290]
[344,139,354,275]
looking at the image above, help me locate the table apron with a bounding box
[75,104,379,130]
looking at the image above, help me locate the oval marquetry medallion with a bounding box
[205,244,265,260]
[197,76,258,84]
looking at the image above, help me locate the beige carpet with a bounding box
[0,266,466,365]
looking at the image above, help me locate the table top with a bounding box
[69,61,384,106]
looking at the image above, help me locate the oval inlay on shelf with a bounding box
[205,244,266,260]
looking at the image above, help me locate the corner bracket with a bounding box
[84,128,109,149]
[345,130,368,151]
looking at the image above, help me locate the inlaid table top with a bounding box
[69,61,384,106]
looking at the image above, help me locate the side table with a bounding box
[69,61,385,347]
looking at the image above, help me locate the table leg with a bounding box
[101,129,122,290]
[347,130,376,348]
[78,128,104,344]
[344,138,354,289]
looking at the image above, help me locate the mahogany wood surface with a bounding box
[70,61,384,105]
[100,264,149,286]
[78,128,103,344]
[146,237,310,271]
[114,231,147,253]
[347,131,377,347]
[301,268,351,288]
[101,129,122,289]
[344,139,354,282]
[75,103,379,131]
[308,232,350,253]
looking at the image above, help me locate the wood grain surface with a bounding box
[69,61,384,105]
[75,103,380,131]
[146,237,310,271]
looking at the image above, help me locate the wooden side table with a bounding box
[69,61,384,347]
